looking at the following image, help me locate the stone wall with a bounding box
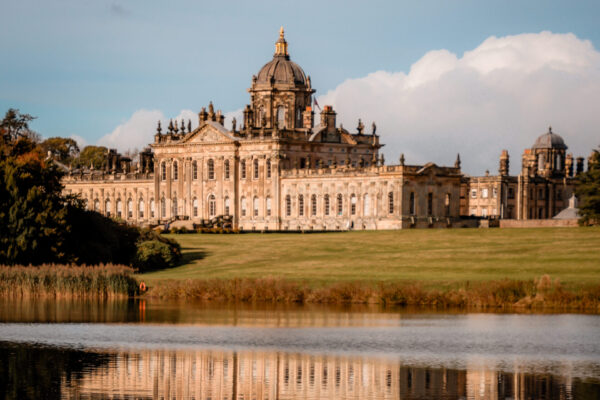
[498,219,578,228]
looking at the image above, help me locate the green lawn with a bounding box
[141,227,600,289]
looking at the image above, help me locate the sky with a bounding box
[1,0,599,174]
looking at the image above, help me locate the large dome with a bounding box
[255,27,308,87]
[532,126,567,150]
[256,56,307,86]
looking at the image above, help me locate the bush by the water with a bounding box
[134,233,181,272]
[0,264,138,297]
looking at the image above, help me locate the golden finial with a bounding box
[275,26,288,57]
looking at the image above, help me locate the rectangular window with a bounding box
[482,188,488,199]
[471,189,477,199]
[492,187,497,198]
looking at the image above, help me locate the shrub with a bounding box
[134,237,181,272]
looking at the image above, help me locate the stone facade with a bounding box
[62,29,586,229]
[63,29,464,230]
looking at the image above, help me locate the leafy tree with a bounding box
[74,145,108,169]
[0,108,38,143]
[0,125,75,264]
[576,147,600,225]
[40,137,80,164]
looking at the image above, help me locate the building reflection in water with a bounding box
[61,349,591,400]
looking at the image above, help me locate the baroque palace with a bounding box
[63,28,586,230]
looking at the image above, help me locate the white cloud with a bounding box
[317,31,600,174]
[98,109,199,152]
[69,134,87,149]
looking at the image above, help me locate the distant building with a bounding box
[62,29,589,230]
[461,127,581,220]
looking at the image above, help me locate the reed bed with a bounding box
[0,264,138,298]
[145,275,600,311]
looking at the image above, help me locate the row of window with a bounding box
[282,193,392,217]
[94,191,451,220]
[470,187,499,199]
[160,159,272,181]
[94,198,156,219]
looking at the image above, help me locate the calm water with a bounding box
[0,299,599,399]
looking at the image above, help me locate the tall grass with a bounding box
[0,264,138,298]
[145,275,600,311]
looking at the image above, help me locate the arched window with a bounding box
[388,192,394,214]
[266,159,271,179]
[337,194,343,216]
[241,160,246,179]
[445,193,451,216]
[556,154,562,170]
[296,107,303,128]
[538,153,545,171]
[285,195,291,217]
[138,198,144,218]
[193,197,198,217]
[311,194,317,216]
[363,194,370,216]
[258,107,265,127]
[208,194,216,217]
[127,198,133,218]
[253,159,259,179]
[427,193,433,216]
[94,199,99,212]
[253,197,259,217]
[224,197,230,216]
[241,197,247,217]
[207,159,214,180]
[105,199,111,217]
[150,199,155,218]
[173,161,179,181]
[298,194,304,216]
[350,194,357,215]
[324,194,330,216]
[409,192,415,215]
[266,197,272,216]
[161,162,166,181]
[116,199,123,218]
[224,160,230,179]
[277,106,285,128]
[192,161,198,180]
[172,197,178,217]
[161,197,166,218]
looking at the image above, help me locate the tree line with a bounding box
[0,109,180,270]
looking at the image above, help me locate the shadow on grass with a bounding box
[181,250,209,264]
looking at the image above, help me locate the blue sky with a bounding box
[1,0,599,173]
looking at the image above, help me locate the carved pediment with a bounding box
[416,162,440,175]
[184,121,238,144]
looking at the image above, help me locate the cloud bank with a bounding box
[98,31,600,175]
[318,31,600,174]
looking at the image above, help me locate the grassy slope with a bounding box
[141,227,600,290]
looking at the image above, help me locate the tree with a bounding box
[576,147,600,225]
[74,145,108,169]
[0,108,37,143]
[41,137,80,164]
[0,126,74,264]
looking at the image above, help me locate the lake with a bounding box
[0,298,599,399]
